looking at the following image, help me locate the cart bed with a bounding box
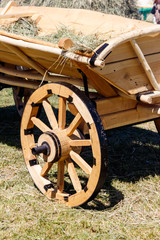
[0,5,160,98]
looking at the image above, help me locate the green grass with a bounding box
[0,88,160,239]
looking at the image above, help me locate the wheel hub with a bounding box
[32,130,71,163]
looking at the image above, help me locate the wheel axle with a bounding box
[32,142,50,156]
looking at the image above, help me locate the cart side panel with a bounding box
[95,33,160,95]
[105,33,160,64]
[0,41,82,79]
[75,62,117,98]
[98,57,153,94]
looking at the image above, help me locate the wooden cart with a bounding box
[1,3,160,207]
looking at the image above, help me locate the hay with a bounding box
[0,0,140,19]
[0,0,141,53]
[2,17,38,38]
[0,17,106,53]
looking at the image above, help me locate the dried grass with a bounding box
[1,17,106,53]
[0,0,140,19]
[0,0,141,52]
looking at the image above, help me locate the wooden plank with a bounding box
[0,12,35,19]
[137,103,160,115]
[2,43,47,76]
[96,57,153,95]
[95,96,137,116]
[76,62,117,98]
[0,63,83,86]
[95,33,160,95]
[97,26,160,62]
[0,1,18,16]
[100,106,159,130]
[0,74,39,89]
[104,34,160,65]
[130,39,160,91]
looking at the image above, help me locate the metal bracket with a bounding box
[77,69,89,98]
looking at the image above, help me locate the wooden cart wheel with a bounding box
[13,87,33,117]
[21,82,107,207]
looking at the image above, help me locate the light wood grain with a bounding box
[70,150,92,175]
[57,161,65,192]
[42,100,58,129]
[130,39,160,91]
[58,97,66,130]
[66,159,82,192]
[31,116,51,132]
[66,113,82,136]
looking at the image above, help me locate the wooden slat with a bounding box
[0,1,18,16]
[0,12,35,19]
[58,97,66,129]
[40,162,53,177]
[76,62,117,98]
[130,39,160,91]
[98,58,152,95]
[137,103,160,115]
[42,100,58,129]
[95,96,137,116]
[0,74,39,89]
[70,150,92,175]
[66,159,82,192]
[69,139,91,147]
[31,116,51,132]
[66,113,82,136]
[2,43,47,76]
[57,161,65,192]
[100,107,159,130]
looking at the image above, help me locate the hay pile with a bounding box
[0,0,140,19]
[0,0,141,53]
[3,18,104,53]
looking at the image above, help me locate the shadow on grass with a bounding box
[107,125,160,183]
[86,124,160,210]
[0,105,160,210]
[81,124,160,210]
[0,105,21,148]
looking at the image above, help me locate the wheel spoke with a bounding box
[40,162,53,177]
[31,116,51,132]
[70,139,91,147]
[70,150,92,175]
[57,161,65,192]
[42,100,58,129]
[66,159,82,192]
[58,97,66,129]
[66,113,83,137]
